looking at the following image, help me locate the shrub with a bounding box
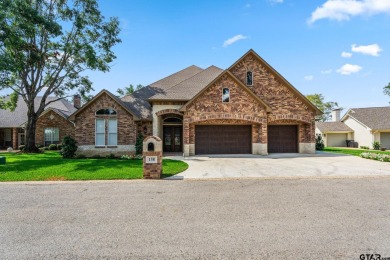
[120,154,143,160]
[135,132,144,155]
[373,141,381,150]
[360,146,369,150]
[43,147,49,150]
[60,136,78,159]
[48,144,58,150]
[36,144,44,148]
[315,134,325,151]
[18,145,25,151]
[57,144,62,150]
[361,152,390,162]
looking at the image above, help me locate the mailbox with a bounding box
[142,136,162,179]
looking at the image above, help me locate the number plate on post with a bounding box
[145,156,157,164]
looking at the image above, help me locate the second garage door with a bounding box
[195,125,251,154]
[268,125,298,153]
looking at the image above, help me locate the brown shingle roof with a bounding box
[0,96,77,128]
[149,65,203,90]
[148,66,224,101]
[345,107,390,130]
[316,122,353,132]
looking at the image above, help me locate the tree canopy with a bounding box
[0,0,121,152]
[384,82,390,102]
[117,84,144,96]
[306,93,340,122]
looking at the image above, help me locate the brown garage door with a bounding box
[268,125,298,153]
[195,125,251,154]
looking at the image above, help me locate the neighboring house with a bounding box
[69,49,322,157]
[315,109,353,147]
[0,96,78,149]
[342,107,390,149]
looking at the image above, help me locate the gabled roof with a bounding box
[149,65,204,90]
[0,96,77,128]
[341,107,390,130]
[180,70,272,112]
[315,122,353,133]
[148,66,224,101]
[228,49,323,116]
[69,89,140,121]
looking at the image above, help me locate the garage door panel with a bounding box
[195,125,251,154]
[268,125,298,153]
[327,133,347,147]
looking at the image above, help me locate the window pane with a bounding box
[246,71,253,85]
[108,119,117,133]
[108,133,117,146]
[96,109,117,115]
[96,119,105,133]
[96,133,105,146]
[44,128,59,144]
[53,128,59,142]
[222,88,230,102]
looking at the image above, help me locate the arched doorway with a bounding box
[162,115,183,152]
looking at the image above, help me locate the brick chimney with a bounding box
[331,108,341,122]
[73,94,81,109]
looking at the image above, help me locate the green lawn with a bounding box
[323,147,390,156]
[0,152,188,181]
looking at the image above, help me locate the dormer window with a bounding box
[222,88,230,103]
[246,71,253,86]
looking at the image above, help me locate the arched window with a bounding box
[246,71,253,86]
[96,108,117,115]
[222,88,230,103]
[163,117,182,123]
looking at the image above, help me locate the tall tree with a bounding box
[0,0,121,152]
[306,93,340,122]
[117,84,135,96]
[384,82,390,102]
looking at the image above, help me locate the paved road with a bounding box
[1,178,390,259]
[166,153,390,179]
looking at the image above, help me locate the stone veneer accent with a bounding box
[74,92,137,156]
[36,110,75,146]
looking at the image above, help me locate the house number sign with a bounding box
[145,156,157,164]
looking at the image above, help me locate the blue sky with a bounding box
[8,0,390,110]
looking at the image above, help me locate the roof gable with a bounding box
[315,121,353,133]
[180,70,272,112]
[228,49,322,116]
[69,89,140,121]
[342,107,390,130]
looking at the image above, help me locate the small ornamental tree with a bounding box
[60,136,78,158]
[135,132,144,155]
[315,134,325,150]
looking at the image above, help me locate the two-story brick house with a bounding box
[69,49,321,156]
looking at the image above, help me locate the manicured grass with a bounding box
[0,152,188,181]
[323,147,390,156]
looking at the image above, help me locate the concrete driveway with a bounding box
[166,152,390,179]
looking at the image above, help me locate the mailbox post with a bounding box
[142,136,163,179]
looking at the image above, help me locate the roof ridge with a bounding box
[150,65,203,87]
[350,106,390,110]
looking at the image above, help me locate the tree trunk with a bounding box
[24,110,40,153]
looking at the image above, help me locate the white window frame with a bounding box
[44,127,59,146]
[246,70,253,86]
[107,119,118,146]
[95,119,106,146]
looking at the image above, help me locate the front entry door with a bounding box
[18,133,25,147]
[163,126,182,152]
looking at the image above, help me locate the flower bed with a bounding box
[360,152,390,162]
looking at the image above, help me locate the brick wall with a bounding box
[36,111,75,146]
[74,92,136,146]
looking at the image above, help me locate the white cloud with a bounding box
[223,34,248,47]
[321,69,333,74]
[304,75,314,81]
[351,43,382,56]
[341,51,353,58]
[308,0,390,24]
[337,64,362,75]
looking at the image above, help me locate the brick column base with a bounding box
[12,128,18,149]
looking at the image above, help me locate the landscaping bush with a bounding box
[120,154,143,160]
[18,145,25,151]
[361,152,390,162]
[57,144,62,150]
[48,144,58,150]
[43,147,49,150]
[60,136,78,159]
[36,144,44,148]
[360,146,369,150]
[373,141,381,150]
[135,132,144,155]
[315,134,324,150]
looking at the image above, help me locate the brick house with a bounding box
[69,49,321,156]
[0,96,78,149]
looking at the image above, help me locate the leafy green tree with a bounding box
[136,84,144,91]
[306,93,340,122]
[384,82,390,102]
[117,84,135,96]
[60,136,78,158]
[0,0,121,152]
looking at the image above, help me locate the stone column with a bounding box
[12,128,18,149]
